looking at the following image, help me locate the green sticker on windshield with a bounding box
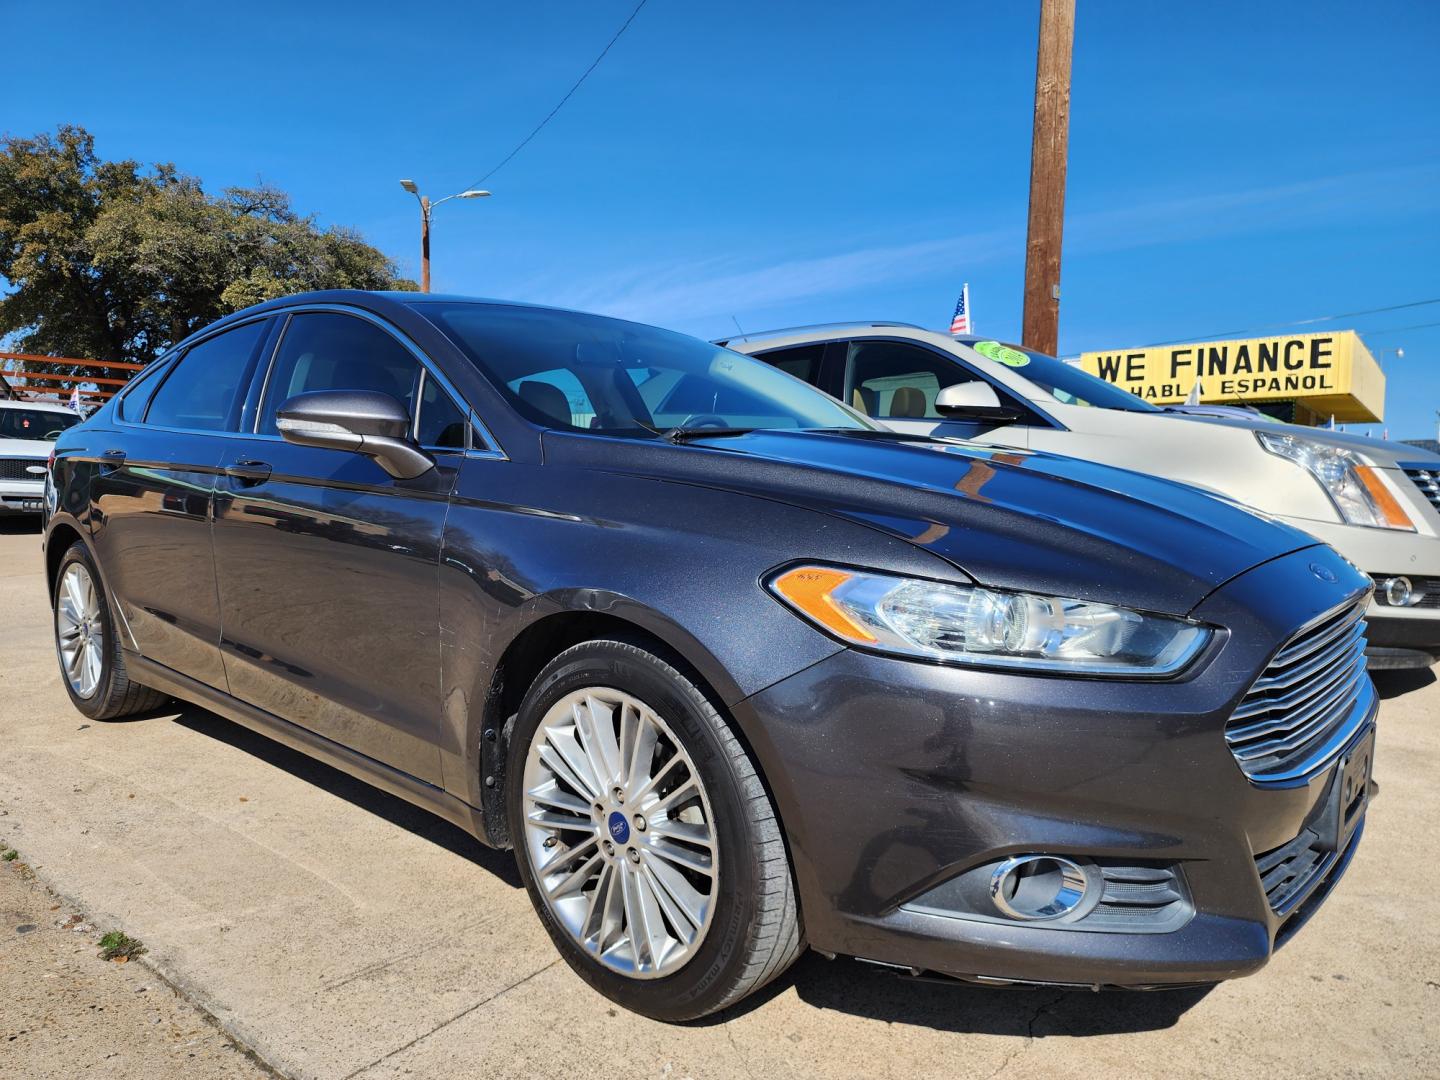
[973,341,1030,367]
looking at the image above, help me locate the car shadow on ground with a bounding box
[167,703,1214,1037]
[0,516,43,536]
[169,705,523,888]
[1371,666,1437,699]
[707,953,1213,1035]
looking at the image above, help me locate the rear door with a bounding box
[209,308,471,783]
[89,317,275,689]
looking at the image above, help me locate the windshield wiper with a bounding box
[662,426,756,443]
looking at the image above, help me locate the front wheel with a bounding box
[507,639,802,1020]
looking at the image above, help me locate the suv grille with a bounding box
[0,457,47,482]
[1404,466,1440,513]
[1225,598,1374,784]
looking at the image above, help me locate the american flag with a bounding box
[949,284,971,335]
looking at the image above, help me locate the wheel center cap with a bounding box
[606,811,631,845]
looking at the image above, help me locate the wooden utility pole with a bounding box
[1021,0,1075,355]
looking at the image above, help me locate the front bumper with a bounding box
[735,545,1376,988]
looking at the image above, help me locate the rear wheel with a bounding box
[507,638,802,1020]
[52,542,168,720]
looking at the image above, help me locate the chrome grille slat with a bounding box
[1228,646,1367,737]
[1225,596,1374,784]
[1233,628,1366,716]
[1269,605,1363,668]
[1231,681,1363,760]
[1403,466,1440,514]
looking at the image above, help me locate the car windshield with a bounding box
[416,303,872,436]
[962,340,1161,414]
[0,408,80,441]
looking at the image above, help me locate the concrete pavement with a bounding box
[1,519,1437,1079]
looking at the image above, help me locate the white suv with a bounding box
[0,400,81,515]
[727,323,1440,670]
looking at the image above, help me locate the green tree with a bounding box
[0,125,415,373]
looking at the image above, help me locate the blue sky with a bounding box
[6,0,1439,439]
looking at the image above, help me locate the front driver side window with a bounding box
[844,341,979,419]
[260,313,421,434]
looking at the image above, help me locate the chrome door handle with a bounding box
[224,460,272,486]
[98,449,126,473]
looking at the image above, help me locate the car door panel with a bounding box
[210,440,458,783]
[87,427,230,689]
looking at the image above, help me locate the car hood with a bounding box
[0,438,54,460]
[1161,413,1440,466]
[544,428,1319,615]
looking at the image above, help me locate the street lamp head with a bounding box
[1395,348,1405,360]
[457,189,492,199]
[399,179,418,194]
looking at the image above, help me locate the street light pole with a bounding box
[399,180,492,293]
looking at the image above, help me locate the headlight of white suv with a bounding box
[1256,432,1414,531]
[769,566,1211,677]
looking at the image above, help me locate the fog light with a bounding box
[1381,576,1415,607]
[989,855,1089,921]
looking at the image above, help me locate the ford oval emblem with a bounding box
[607,811,631,845]
[1309,562,1338,583]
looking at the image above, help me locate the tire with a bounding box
[52,541,169,720]
[506,638,802,1021]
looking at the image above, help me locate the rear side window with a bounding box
[144,320,269,431]
[754,344,825,385]
[118,360,168,422]
[259,313,420,435]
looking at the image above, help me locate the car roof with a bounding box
[0,399,74,414]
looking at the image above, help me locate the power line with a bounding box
[466,0,651,188]
[1361,319,1440,338]
[1140,296,1440,347]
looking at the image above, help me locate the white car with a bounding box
[0,400,82,515]
[726,323,1440,670]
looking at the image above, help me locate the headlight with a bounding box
[1256,432,1414,530]
[768,566,1211,676]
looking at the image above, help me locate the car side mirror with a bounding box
[276,390,434,480]
[935,381,1025,425]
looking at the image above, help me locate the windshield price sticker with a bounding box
[974,341,1031,367]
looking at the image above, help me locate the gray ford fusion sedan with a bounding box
[43,291,1377,1020]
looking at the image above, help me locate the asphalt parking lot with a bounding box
[2,518,1437,1080]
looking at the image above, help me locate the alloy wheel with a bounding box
[521,687,719,979]
[56,563,104,698]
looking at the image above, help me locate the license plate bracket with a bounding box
[1312,728,1375,853]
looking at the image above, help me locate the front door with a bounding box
[209,310,470,784]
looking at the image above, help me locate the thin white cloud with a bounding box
[519,162,1440,326]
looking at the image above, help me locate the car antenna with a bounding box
[731,315,746,336]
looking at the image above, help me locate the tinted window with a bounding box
[416,372,470,448]
[0,408,80,441]
[416,303,866,436]
[118,361,168,422]
[260,313,420,435]
[845,341,979,418]
[145,320,268,431]
[754,344,825,385]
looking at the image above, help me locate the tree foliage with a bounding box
[0,126,415,369]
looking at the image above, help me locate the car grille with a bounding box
[1404,465,1440,513]
[1255,824,1361,915]
[0,457,48,482]
[1225,597,1374,784]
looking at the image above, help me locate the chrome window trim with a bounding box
[250,302,507,460]
[114,303,508,461]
